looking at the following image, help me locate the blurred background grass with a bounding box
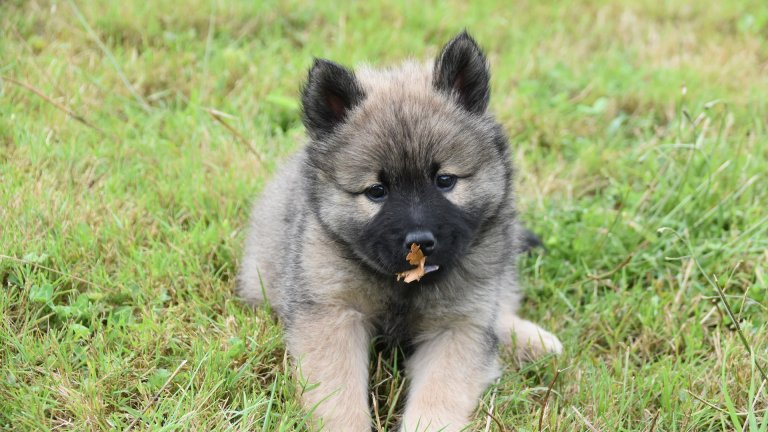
[1,0,766,430]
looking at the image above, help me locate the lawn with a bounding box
[1,0,767,430]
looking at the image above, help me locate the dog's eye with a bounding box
[435,174,457,191]
[365,184,388,201]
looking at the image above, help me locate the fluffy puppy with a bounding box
[237,31,562,431]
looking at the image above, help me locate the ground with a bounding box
[1,1,766,430]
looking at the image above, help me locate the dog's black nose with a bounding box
[404,230,436,255]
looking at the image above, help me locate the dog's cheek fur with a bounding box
[444,164,506,212]
[312,185,370,242]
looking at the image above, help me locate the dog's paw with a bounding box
[499,316,563,362]
[516,326,563,361]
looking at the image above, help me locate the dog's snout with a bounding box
[404,230,436,255]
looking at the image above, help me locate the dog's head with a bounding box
[301,32,512,280]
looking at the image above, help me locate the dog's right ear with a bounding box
[301,59,365,140]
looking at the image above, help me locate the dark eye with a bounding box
[365,184,388,201]
[435,174,457,191]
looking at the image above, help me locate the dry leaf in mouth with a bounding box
[405,242,425,265]
[396,243,427,283]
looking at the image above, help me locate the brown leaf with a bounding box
[405,243,425,265]
[396,243,427,283]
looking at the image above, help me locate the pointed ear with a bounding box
[301,59,365,140]
[432,31,490,114]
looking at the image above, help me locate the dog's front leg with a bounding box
[401,326,500,432]
[287,306,371,431]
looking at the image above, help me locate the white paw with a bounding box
[516,326,563,361]
[531,327,563,354]
[498,316,563,361]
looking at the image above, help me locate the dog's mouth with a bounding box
[394,243,441,283]
[391,263,440,274]
[394,263,440,283]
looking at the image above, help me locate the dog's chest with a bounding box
[370,283,446,353]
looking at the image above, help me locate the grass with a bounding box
[1,0,767,430]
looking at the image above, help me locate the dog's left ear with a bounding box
[433,31,490,114]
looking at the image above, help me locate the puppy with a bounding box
[237,31,562,431]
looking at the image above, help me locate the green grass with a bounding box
[1,0,767,430]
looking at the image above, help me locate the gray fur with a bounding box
[237,32,562,431]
